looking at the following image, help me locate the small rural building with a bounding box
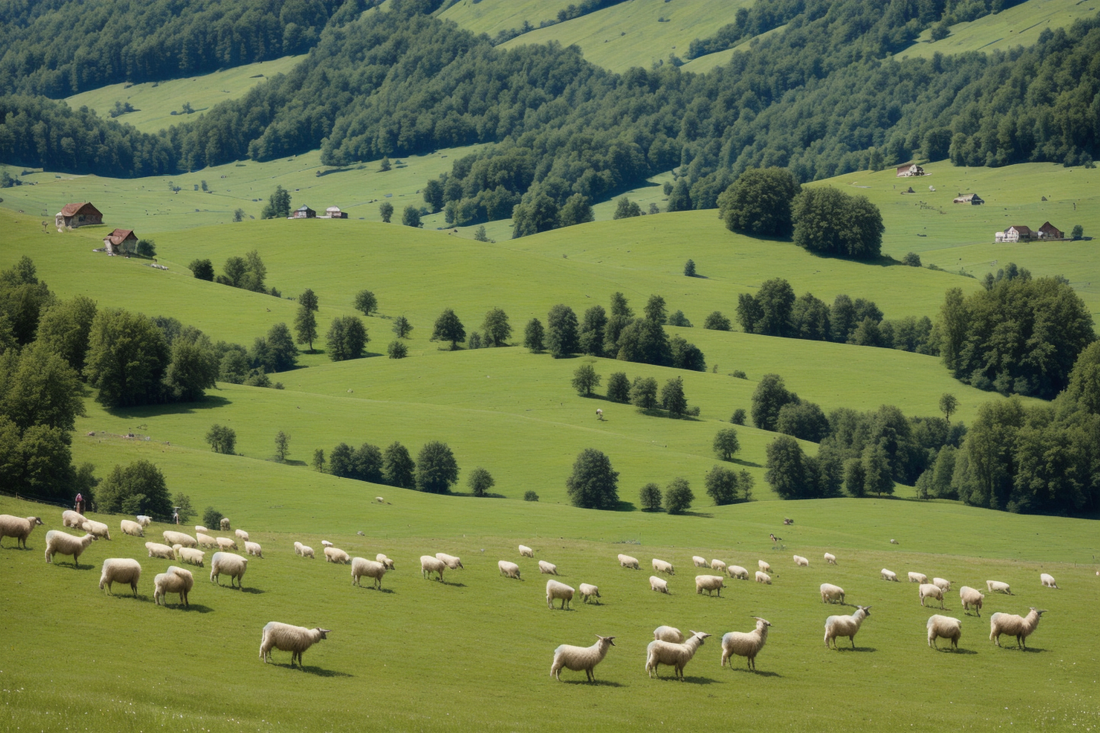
[103,228,138,254]
[1037,221,1063,240]
[291,205,316,219]
[55,202,103,229]
[995,225,1034,243]
[953,193,984,205]
[324,206,348,219]
[896,163,926,177]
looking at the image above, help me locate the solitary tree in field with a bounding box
[354,290,378,316]
[639,483,663,511]
[189,259,214,281]
[606,371,631,403]
[431,308,465,350]
[705,465,739,505]
[312,448,325,473]
[664,477,694,514]
[274,431,290,462]
[713,428,740,460]
[939,393,958,424]
[402,206,422,228]
[467,467,495,497]
[415,441,459,494]
[205,424,236,454]
[566,449,619,510]
[295,288,319,352]
[571,363,601,396]
[392,315,412,339]
[326,315,368,361]
[379,201,394,223]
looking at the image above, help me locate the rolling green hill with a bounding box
[437,0,580,36]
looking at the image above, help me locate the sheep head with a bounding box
[316,629,331,639]
[753,617,772,628]
[596,635,616,647]
[31,517,43,525]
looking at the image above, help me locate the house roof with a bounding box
[296,205,314,211]
[60,202,101,217]
[326,206,342,212]
[104,228,135,245]
[1038,221,1061,232]
[1007,225,1032,235]
[896,163,920,171]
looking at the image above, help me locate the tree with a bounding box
[380,156,391,172]
[467,467,495,497]
[329,443,354,477]
[392,316,412,339]
[612,197,642,219]
[173,492,195,524]
[205,424,236,454]
[667,179,693,212]
[383,442,415,488]
[713,428,740,460]
[681,259,696,279]
[274,431,290,462]
[0,256,54,347]
[939,393,958,424]
[844,457,867,497]
[473,225,490,242]
[579,305,607,356]
[731,409,747,425]
[511,192,561,237]
[0,342,85,433]
[667,310,691,327]
[416,441,459,494]
[751,374,800,431]
[777,401,830,442]
[791,293,831,341]
[354,290,378,316]
[524,490,539,502]
[703,311,731,331]
[705,465,739,505]
[565,448,619,509]
[629,376,658,410]
[294,289,319,352]
[189,259,214,281]
[572,363,601,396]
[84,308,170,408]
[312,448,326,473]
[524,318,545,352]
[423,179,444,212]
[736,293,764,334]
[379,201,394,223]
[431,308,466,350]
[481,308,511,346]
[717,167,802,236]
[558,193,594,228]
[265,323,298,372]
[664,477,694,514]
[765,435,810,500]
[162,332,219,402]
[606,372,631,402]
[203,506,224,529]
[643,295,667,325]
[233,208,246,222]
[1071,225,1084,240]
[402,206,422,227]
[97,460,171,517]
[639,482,663,511]
[739,470,755,501]
[669,335,705,371]
[326,315,368,361]
[862,443,895,496]
[260,185,291,219]
[136,239,156,257]
[615,319,671,367]
[902,252,922,267]
[1065,342,1100,415]
[352,443,384,483]
[387,340,407,359]
[753,278,796,336]
[659,377,687,417]
[546,304,579,358]
[792,187,884,260]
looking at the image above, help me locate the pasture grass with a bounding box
[436,0,579,36]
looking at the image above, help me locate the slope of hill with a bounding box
[437,0,579,36]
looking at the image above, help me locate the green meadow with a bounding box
[437,0,579,36]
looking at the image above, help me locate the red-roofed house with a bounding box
[1037,222,1063,240]
[103,229,138,254]
[55,202,103,229]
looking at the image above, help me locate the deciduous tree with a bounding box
[565,448,619,509]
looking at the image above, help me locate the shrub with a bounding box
[205,424,236,454]
[703,311,731,330]
[203,506,223,529]
[524,490,539,501]
[667,310,692,327]
[664,477,694,514]
[467,467,495,497]
[684,259,696,277]
[902,252,922,267]
[731,409,747,425]
[387,340,407,359]
[639,483,663,511]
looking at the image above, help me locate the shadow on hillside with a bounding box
[729,458,762,468]
[279,459,308,467]
[109,395,231,419]
[675,511,715,519]
[613,500,638,512]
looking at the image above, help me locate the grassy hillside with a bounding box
[437,0,579,36]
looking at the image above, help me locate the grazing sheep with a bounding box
[758,560,771,574]
[695,574,726,597]
[919,583,945,609]
[927,615,962,650]
[519,544,534,558]
[986,580,1012,594]
[420,555,446,581]
[0,515,43,549]
[755,571,772,584]
[721,618,771,672]
[351,557,387,589]
[210,552,248,589]
[62,510,85,528]
[990,608,1046,649]
[824,552,837,565]
[908,571,928,584]
[618,553,640,569]
[551,635,615,681]
[933,577,952,591]
[882,569,899,582]
[692,555,708,567]
[824,606,872,649]
[498,560,522,579]
[235,529,249,541]
[793,554,809,567]
[376,553,395,570]
[196,533,218,549]
[650,575,670,594]
[727,565,749,580]
[99,558,141,596]
[960,586,985,617]
[81,519,111,540]
[645,631,710,680]
[546,579,575,609]
[145,541,175,560]
[653,626,684,643]
[294,541,315,559]
[321,540,333,548]
[436,553,463,570]
[820,583,845,604]
[44,530,97,565]
[324,547,350,564]
[652,558,675,575]
[163,530,197,548]
[1040,573,1058,589]
[375,496,384,504]
[710,559,727,573]
[173,544,205,567]
[136,515,152,528]
[578,583,601,603]
[216,536,239,551]
[120,519,144,538]
[539,560,559,575]
[245,541,263,558]
[259,622,330,667]
[194,525,208,534]
[890,538,899,544]
[154,566,194,607]
[219,517,230,531]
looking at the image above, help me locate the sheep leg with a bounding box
[850,635,856,649]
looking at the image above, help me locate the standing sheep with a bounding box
[173,544,205,567]
[793,554,809,567]
[99,558,141,596]
[216,536,239,551]
[546,579,575,609]
[145,541,176,560]
[550,635,615,682]
[645,631,710,680]
[351,557,387,589]
[881,569,899,582]
[163,530,197,548]
[259,622,330,667]
[294,541,314,559]
[990,608,1045,649]
[959,586,985,617]
[650,575,670,594]
[652,558,675,575]
[824,552,837,565]
[933,577,952,591]
[120,520,144,538]
[196,533,218,549]
[498,560,522,579]
[0,515,43,549]
[710,559,727,573]
[755,571,772,584]
[824,606,872,649]
[376,553,395,570]
[927,615,962,650]
[692,556,708,568]
[908,571,928,584]
[618,553,640,569]
[62,510,85,528]
[154,566,194,607]
[727,565,749,580]
[420,555,446,581]
[210,552,248,589]
[136,515,152,528]
[245,541,263,558]
[324,547,350,564]
[820,583,845,604]
[653,626,684,643]
[219,517,231,531]
[44,530,96,566]
[1040,573,1058,589]
[235,529,249,542]
[519,544,534,558]
[578,583,601,603]
[758,560,771,574]
[695,575,726,597]
[436,553,463,570]
[986,580,1012,594]
[721,618,771,672]
[919,583,945,609]
[539,560,559,576]
[81,519,111,540]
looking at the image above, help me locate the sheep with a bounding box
[538,560,559,576]
[351,557,387,589]
[692,555,707,567]
[196,533,218,548]
[163,530,197,548]
[578,583,601,603]
[933,577,952,591]
[927,615,962,650]
[210,552,248,589]
[99,558,141,596]
[116,519,144,538]
[721,617,771,672]
[420,555,446,581]
[294,541,315,559]
[0,515,43,549]
[321,540,333,548]
[824,605,871,649]
[727,565,749,580]
[793,554,809,567]
[960,586,985,617]
[990,608,1046,649]
[436,552,464,570]
[498,560,522,579]
[259,622,330,667]
[652,558,675,575]
[519,544,534,558]
[890,538,899,544]
[710,559,727,573]
[145,541,176,560]
[824,552,837,565]
[650,575,670,594]
[245,541,263,558]
[695,574,726,597]
[919,583,945,609]
[44,530,96,565]
[136,515,152,528]
[546,579,575,609]
[820,583,845,604]
[755,571,772,584]
[550,635,615,681]
[645,630,710,680]
[987,580,1012,594]
[154,566,194,607]
[235,529,249,542]
[62,510,85,528]
[758,560,771,574]
[882,569,899,582]
[618,553,640,569]
[81,519,111,540]
[376,553,395,570]
[1040,573,1058,589]
[324,547,350,564]
[653,626,684,643]
[173,544,205,567]
[216,536,239,551]
[219,517,230,531]
[195,525,208,534]
[375,496,384,504]
[908,571,928,584]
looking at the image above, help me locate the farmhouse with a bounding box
[291,205,316,219]
[324,206,348,219]
[896,163,926,177]
[55,202,103,229]
[103,228,138,254]
[953,193,984,205]
[1037,221,1063,240]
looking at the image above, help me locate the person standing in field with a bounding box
[74,493,84,515]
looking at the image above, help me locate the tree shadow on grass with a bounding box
[613,500,638,512]
[108,395,231,419]
[671,511,715,519]
[279,459,308,467]
[729,458,763,469]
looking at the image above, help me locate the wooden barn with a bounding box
[103,228,138,254]
[1037,221,1063,240]
[291,205,316,219]
[324,206,348,219]
[953,193,984,205]
[55,202,103,229]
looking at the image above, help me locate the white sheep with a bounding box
[62,510,85,528]
[546,579,575,609]
[550,635,615,681]
[653,626,684,643]
[519,544,534,558]
[259,622,330,667]
[245,541,263,558]
[652,558,675,575]
[618,553,640,569]
[824,552,837,565]
[990,607,1046,649]
[882,568,899,582]
[692,555,707,567]
[136,515,152,528]
[645,631,710,680]
[375,496,384,504]
[376,553,395,570]
[960,586,985,617]
[99,558,141,596]
[721,617,771,671]
[194,525,208,533]
[793,554,809,567]
[294,541,315,559]
[710,559,727,573]
[824,606,871,649]
[933,577,952,591]
[436,552,463,570]
[919,583,945,609]
[120,519,144,538]
[650,575,670,594]
[578,583,601,604]
[321,540,333,548]
[219,517,230,531]
[154,566,194,607]
[927,614,962,650]
[758,560,771,574]
[173,544,205,567]
[324,547,350,564]
[235,529,249,541]
[420,555,446,581]
[987,580,1012,594]
[890,538,899,544]
[145,541,175,560]
[539,560,559,575]
[0,515,43,549]
[695,574,726,597]
[216,536,239,551]
[820,583,845,604]
[81,519,111,540]
[210,552,248,589]
[755,571,772,584]
[1040,573,1058,589]
[498,560,522,579]
[44,530,96,565]
[196,533,218,548]
[351,557,387,589]
[163,530,197,548]
[727,565,749,580]
[908,571,928,584]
